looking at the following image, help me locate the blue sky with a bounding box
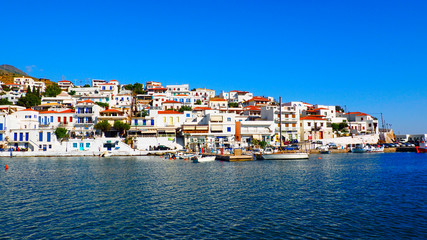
[1,0,426,134]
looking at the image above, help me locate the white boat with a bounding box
[351,144,384,153]
[192,155,216,163]
[100,151,112,157]
[261,148,309,160]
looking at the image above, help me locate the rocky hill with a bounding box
[0,64,55,86]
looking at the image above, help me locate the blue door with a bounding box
[79,143,84,151]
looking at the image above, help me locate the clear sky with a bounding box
[1,0,426,134]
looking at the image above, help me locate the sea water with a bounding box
[0,153,426,239]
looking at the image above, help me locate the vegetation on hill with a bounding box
[0,64,55,86]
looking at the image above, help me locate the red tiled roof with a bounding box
[39,111,58,114]
[209,98,227,101]
[243,106,261,111]
[302,102,312,105]
[300,116,326,121]
[60,109,75,113]
[163,100,181,104]
[77,99,94,104]
[356,113,369,116]
[247,96,270,102]
[109,80,118,82]
[58,80,72,83]
[158,110,182,114]
[193,107,212,110]
[230,90,248,93]
[101,109,122,113]
[149,88,167,91]
[312,108,328,111]
[346,112,362,115]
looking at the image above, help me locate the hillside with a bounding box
[0,64,55,86]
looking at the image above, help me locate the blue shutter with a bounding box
[19,133,23,141]
[25,132,29,141]
[151,119,154,126]
[39,132,43,142]
[0,123,3,130]
[47,132,51,142]
[14,132,17,141]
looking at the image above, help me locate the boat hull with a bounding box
[261,153,309,160]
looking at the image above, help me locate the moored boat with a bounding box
[192,155,216,163]
[416,142,427,153]
[260,148,309,160]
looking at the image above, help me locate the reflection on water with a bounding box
[0,153,426,239]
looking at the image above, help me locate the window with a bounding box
[25,132,29,141]
[135,119,138,126]
[50,116,53,122]
[0,133,3,141]
[186,113,190,117]
[73,143,77,148]
[47,132,51,142]
[49,145,52,149]
[86,143,90,148]
[227,127,231,132]
[308,123,311,127]
[0,123,3,130]
[151,119,154,126]
[58,117,61,122]
[70,117,73,122]
[227,117,231,122]
[39,132,43,141]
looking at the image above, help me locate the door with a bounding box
[79,143,84,151]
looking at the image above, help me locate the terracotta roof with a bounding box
[356,113,370,116]
[230,90,248,93]
[300,116,326,121]
[60,109,75,113]
[243,106,261,111]
[162,100,181,104]
[193,107,212,110]
[247,97,270,102]
[302,102,312,105]
[209,98,227,101]
[39,111,58,114]
[149,88,167,91]
[58,80,72,83]
[158,110,182,114]
[109,80,118,82]
[77,99,94,104]
[101,109,122,113]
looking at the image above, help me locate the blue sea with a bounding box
[0,153,426,239]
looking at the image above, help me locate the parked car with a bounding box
[327,143,338,149]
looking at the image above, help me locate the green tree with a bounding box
[135,110,149,117]
[335,106,344,113]
[83,84,91,88]
[251,138,260,148]
[259,141,267,149]
[95,102,109,108]
[54,127,68,140]
[195,99,202,105]
[113,120,130,135]
[44,84,62,97]
[68,90,76,95]
[17,94,41,108]
[2,85,10,91]
[94,120,112,133]
[0,98,12,105]
[178,105,192,112]
[228,102,239,107]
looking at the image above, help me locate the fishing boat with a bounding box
[351,144,384,153]
[100,151,112,157]
[416,142,427,153]
[318,145,330,154]
[260,148,309,160]
[191,155,216,163]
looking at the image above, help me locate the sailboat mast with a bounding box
[279,97,282,149]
